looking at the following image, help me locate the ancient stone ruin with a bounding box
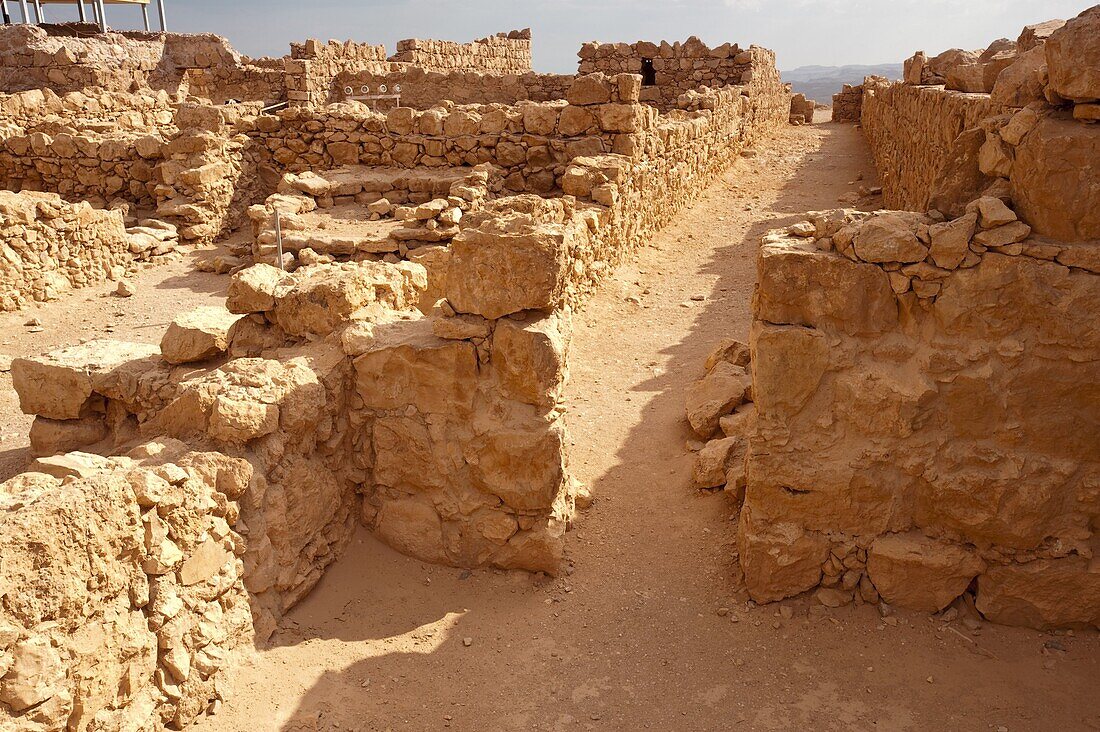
[0,6,1097,730]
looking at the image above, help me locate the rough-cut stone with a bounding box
[693,435,745,488]
[11,340,160,420]
[161,306,241,364]
[685,361,751,438]
[976,558,1100,629]
[852,212,928,263]
[739,506,829,603]
[929,213,976,269]
[226,263,288,314]
[867,533,984,612]
[1044,6,1100,102]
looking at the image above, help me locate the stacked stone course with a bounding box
[390,30,532,74]
[830,82,864,122]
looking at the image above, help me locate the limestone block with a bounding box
[566,74,612,105]
[757,239,897,336]
[446,215,569,319]
[750,324,829,423]
[976,558,1100,629]
[929,212,977,269]
[160,306,241,365]
[225,263,288,314]
[693,435,745,488]
[29,415,108,457]
[1010,116,1100,240]
[867,533,984,612]
[492,310,570,407]
[852,212,929,263]
[685,361,751,438]
[1044,6,1100,102]
[468,422,567,511]
[738,505,829,603]
[11,340,160,420]
[354,317,478,415]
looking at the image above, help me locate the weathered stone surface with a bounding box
[990,45,1047,109]
[976,558,1100,629]
[1010,116,1100,241]
[492,310,570,407]
[161,305,241,364]
[693,435,745,488]
[852,212,929,263]
[756,239,898,336]
[685,361,751,438]
[1044,6,1100,102]
[226,263,288,314]
[29,415,107,457]
[11,339,160,420]
[738,505,828,603]
[929,212,976,269]
[867,533,984,612]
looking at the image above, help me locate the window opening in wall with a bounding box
[641,58,656,86]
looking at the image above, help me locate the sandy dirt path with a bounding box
[202,120,1100,732]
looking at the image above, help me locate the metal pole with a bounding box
[75,0,86,21]
[140,3,149,30]
[274,209,284,270]
[18,0,27,23]
[1,0,11,25]
[90,0,98,24]
[32,0,41,22]
[156,0,165,31]
[95,0,105,31]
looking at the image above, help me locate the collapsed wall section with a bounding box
[285,39,389,107]
[830,82,864,122]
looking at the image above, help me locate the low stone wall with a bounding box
[390,30,532,74]
[831,82,864,122]
[0,25,283,103]
[0,127,164,207]
[0,88,174,129]
[741,202,1100,629]
[578,37,759,109]
[0,190,132,311]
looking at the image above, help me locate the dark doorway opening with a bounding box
[641,58,656,87]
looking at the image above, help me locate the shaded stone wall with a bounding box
[831,82,864,122]
[742,205,1100,629]
[390,30,532,74]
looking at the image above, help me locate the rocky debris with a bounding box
[689,340,755,492]
[160,305,242,364]
[789,93,815,125]
[867,534,984,613]
[1044,6,1100,104]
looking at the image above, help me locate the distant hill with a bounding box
[782,63,904,103]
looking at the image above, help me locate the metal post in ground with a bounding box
[156,0,166,31]
[17,0,28,23]
[32,0,41,22]
[274,209,285,271]
[76,0,86,22]
[94,0,105,31]
[141,3,149,30]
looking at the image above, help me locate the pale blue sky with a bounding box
[36,0,1096,71]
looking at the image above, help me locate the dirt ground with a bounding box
[2,117,1097,731]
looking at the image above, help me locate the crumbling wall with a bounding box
[0,25,283,103]
[741,201,1100,629]
[0,445,253,730]
[390,30,532,74]
[0,88,174,129]
[862,7,1100,238]
[578,37,760,109]
[0,191,173,311]
[831,82,864,122]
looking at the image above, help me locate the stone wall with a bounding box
[578,37,759,109]
[862,8,1100,237]
[831,82,864,122]
[285,38,389,107]
[330,67,573,108]
[0,445,253,729]
[0,191,128,310]
[390,30,532,74]
[741,201,1100,629]
[0,25,284,103]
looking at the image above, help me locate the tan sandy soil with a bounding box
[196,121,1100,731]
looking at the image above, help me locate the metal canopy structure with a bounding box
[1,0,167,33]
